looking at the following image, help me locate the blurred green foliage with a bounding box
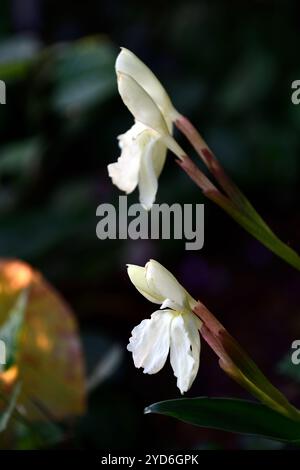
[0,0,299,450]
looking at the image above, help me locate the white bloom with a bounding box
[117,72,171,138]
[108,122,167,210]
[108,48,185,210]
[116,48,179,121]
[127,260,202,394]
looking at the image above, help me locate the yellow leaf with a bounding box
[0,259,86,420]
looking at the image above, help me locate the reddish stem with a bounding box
[176,156,215,193]
[175,115,245,208]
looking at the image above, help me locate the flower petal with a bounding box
[182,312,202,388]
[107,122,146,193]
[117,72,170,138]
[169,314,199,393]
[151,139,167,179]
[127,310,173,374]
[116,48,179,123]
[146,260,188,310]
[138,138,167,210]
[127,265,163,304]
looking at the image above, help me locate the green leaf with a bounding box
[145,397,300,444]
[0,383,21,432]
[0,290,28,371]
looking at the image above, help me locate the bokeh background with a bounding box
[0,0,299,449]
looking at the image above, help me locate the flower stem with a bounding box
[209,190,300,271]
[193,302,300,422]
[176,115,271,230]
[177,155,221,197]
[175,116,244,202]
[175,115,300,271]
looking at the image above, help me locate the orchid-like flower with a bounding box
[108,48,184,210]
[127,259,202,394]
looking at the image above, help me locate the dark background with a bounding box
[0,0,299,449]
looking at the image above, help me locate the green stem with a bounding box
[209,190,300,272]
[194,302,300,422]
[176,116,300,271]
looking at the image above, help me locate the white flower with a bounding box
[108,48,185,210]
[116,48,179,122]
[108,122,167,210]
[127,260,202,394]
